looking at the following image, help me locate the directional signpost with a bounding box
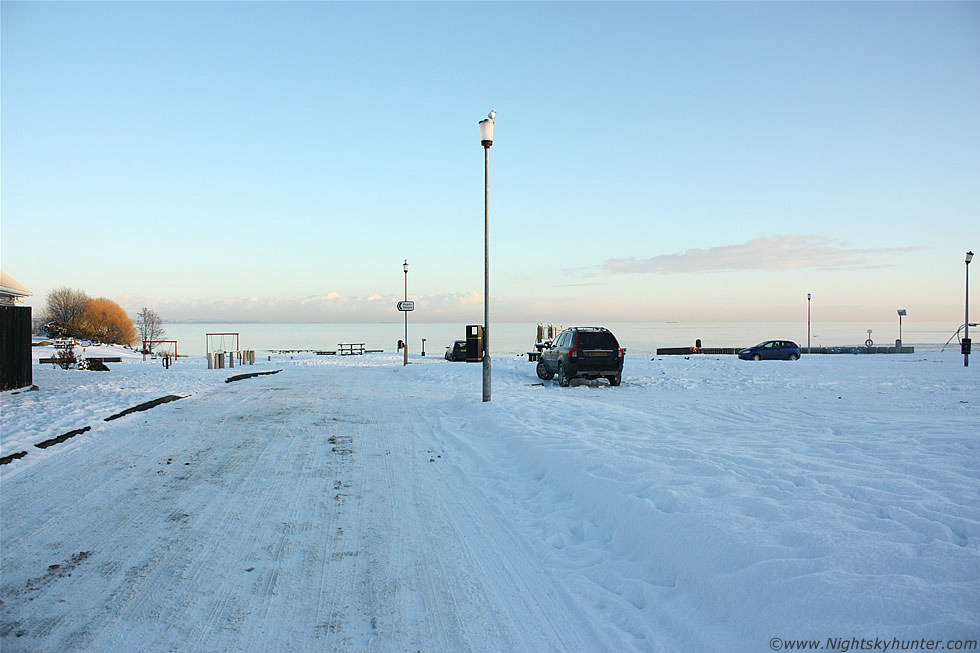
[397,301,414,365]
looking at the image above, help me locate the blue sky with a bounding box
[2,1,977,324]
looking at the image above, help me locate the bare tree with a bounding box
[135,307,166,352]
[42,287,90,337]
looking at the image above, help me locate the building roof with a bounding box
[0,271,33,299]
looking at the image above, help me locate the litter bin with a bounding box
[466,325,484,362]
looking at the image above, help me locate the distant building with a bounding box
[0,271,34,391]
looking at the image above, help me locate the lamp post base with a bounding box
[482,355,491,402]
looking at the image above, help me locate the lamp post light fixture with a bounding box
[807,293,811,354]
[897,309,907,348]
[403,259,409,367]
[966,251,974,368]
[479,110,495,402]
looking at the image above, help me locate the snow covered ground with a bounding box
[2,343,978,651]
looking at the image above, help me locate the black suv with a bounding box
[535,327,625,386]
[445,340,467,361]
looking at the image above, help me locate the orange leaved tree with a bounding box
[77,298,138,345]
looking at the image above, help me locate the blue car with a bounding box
[738,340,801,361]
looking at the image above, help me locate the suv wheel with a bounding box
[607,372,621,387]
[752,353,761,361]
[557,363,570,387]
[536,360,554,380]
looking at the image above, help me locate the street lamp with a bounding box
[807,293,811,354]
[479,109,495,402]
[966,251,974,367]
[897,309,906,348]
[403,259,409,367]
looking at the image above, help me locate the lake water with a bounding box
[159,321,961,357]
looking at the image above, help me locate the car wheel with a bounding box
[536,360,554,380]
[607,373,621,386]
[752,353,761,361]
[557,363,570,387]
[788,353,799,361]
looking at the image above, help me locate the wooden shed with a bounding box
[1,271,34,391]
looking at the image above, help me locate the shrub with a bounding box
[54,348,77,370]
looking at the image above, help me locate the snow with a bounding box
[2,343,978,651]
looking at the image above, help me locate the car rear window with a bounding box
[577,331,619,349]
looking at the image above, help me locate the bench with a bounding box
[338,343,365,356]
[39,356,123,365]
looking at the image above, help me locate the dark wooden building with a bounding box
[1,271,33,392]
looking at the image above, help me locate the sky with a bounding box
[2,1,978,325]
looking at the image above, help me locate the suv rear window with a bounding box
[577,331,619,349]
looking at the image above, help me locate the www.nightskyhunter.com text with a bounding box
[769,637,977,652]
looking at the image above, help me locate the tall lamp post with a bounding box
[479,110,495,402]
[403,259,409,367]
[807,293,811,354]
[897,309,906,348]
[966,251,974,367]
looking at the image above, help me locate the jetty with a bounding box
[656,345,914,356]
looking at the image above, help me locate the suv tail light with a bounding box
[619,347,626,358]
[568,332,579,358]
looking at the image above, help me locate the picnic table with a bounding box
[338,343,366,356]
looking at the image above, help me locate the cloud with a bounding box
[299,292,348,305]
[602,235,925,275]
